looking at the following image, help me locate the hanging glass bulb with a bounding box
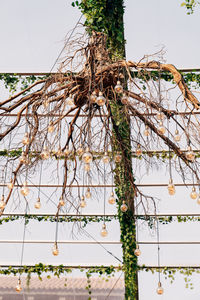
[114,152,122,163]
[84,163,91,172]
[7,181,14,190]
[41,146,50,160]
[136,145,142,157]
[80,195,86,208]
[22,132,29,145]
[34,197,41,209]
[158,121,166,135]
[82,147,93,163]
[114,81,123,93]
[102,152,110,164]
[15,278,22,292]
[59,196,65,207]
[66,94,74,106]
[186,146,195,162]
[64,146,71,156]
[85,188,91,199]
[56,146,63,158]
[134,244,141,257]
[121,93,129,105]
[143,125,150,137]
[52,242,59,256]
[156,110,165,121]
[20,181,29,196]
[19,151,29,164]
[174,129,181,142]
[96,91,106,106]
[48,121,55,133]
[90,91,97,103]
[197,196,200,205]
[120,200,128,212]
[108,192,116,205]
[77,144,84,156]
[156,282,164,295]
[190,186,197,200]
[0,195,5,209]
[168,179,175,195]
[100,224,108,237]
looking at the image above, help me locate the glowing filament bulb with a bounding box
[56,146,63,158]
[102,152,110,164]
[120,200,128,212]
[197,196,200,205]
[114,152,122,163]
[48,121,54,133]
[90,91,97,103]
[186,146,195,162]
[108,192,116,205]
[114,81,123,93]
[121,93,129,105]
[84,163,91,172]
[77,145,84,156]
[15,279,22,292]
[34,197,41,209]
[41,146,50,160]
[156,110,165,121]
[174,129,181,142]
[96,91,106,106]
[7,181,14,190]
[168,179,175,195]
[80,195,86,208]
[19,151,26,164]
[59,196,65,207]
[100,224,108,237]
[20,182,29,196]
[134,244,141,257]
[82,147,93,163]
[64,146,71,156]
[52,242,59,256]
[143,125,150,137]
[158,121,166,135]
[67,94,74,106]
[22,132,29,145]
[156,282,164,295]
[0,195,5,209]
[190,187,197,200]
[85,188,91,199]
[136,145,142,157]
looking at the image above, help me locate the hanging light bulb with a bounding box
[77,144,84,156]
[90,91,97,103]
[158,121,166,135]
[174,129,181,142]
[121,93,129,105]
[64,146,71,157]
[156,109,165,121]
[41,146,50,160]
[100,223,108,237]
[19,151,28,164]
[156,282,164,295]
[136,144,142,157]
[102,152,110,164]
[66,94,74,106]
[108,192,116,205]
[56,146,63,158]
[120,200,128,212]
[143,125,150,137]
[48,121,55,133]
[22,132,29,145]
[80,195,86,208]
[0,195,5,209]
[168,179,175,195]
[20,181,29,196]
[34,197,41,209]
[84,163,91,172]
[186,146,195,162]
[114,81,123,93]
[82,147,93,163]
[15,278,22,292]
[197,196,200,205]
[190,186,197,200]
[96,91,106,106]
[85,188,91,199]
[134,244,141,257]
[7,181,14,190]
[59,196,65,207]
[52,242,59,256]
[114,152,122,163]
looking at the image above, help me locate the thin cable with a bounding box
[156,217,161,283]
[19,202,28,281]
[105,271,123,299]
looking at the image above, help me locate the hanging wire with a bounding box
[103,164,106,224]
[18,202,28,283]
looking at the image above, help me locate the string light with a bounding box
[84,163,91,172]
[82,147,93,163]
[34,197,41,209]
[7,181,14,190]
[102,152,110,164]
[22,132,29,145]
[48,121,55,133]
[120,200,128,212]
[174,129,181,142]
[186,146,195,162]
[85,187,91,199]
[77,144,84,156]
[52,242,59,256]
[41,146,50,160]
[114,81,123,93]
[156,110,165,121]
[64,146,71,156]
[108,191,116,204]
[15,278,22,292]
[134,244,141,257]
[19,152,29,165]
[121,93,129,104]
[143,125,150,137]
[136,144,142,156]
[114,152,122,163]
[0,195,5,209]
[156,282,164,295]
[59,196,65,207]
[96,91,106,106]
[20,182,29,196]
[80,195,86,208]
[66,94,74,106]
[197,195,200,205]
[158,121,166,135]
[90,91,97,103]
[100,223,108,237]
[167,179,175,195]
[190,187,197,199]
[56,146,63,158]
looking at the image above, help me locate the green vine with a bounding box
[181,0,199,14]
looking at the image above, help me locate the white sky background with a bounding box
[0,0,200,299]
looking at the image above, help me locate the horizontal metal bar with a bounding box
[138,241,200,245]
[0,240,121,245]
[2,213,200,217]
